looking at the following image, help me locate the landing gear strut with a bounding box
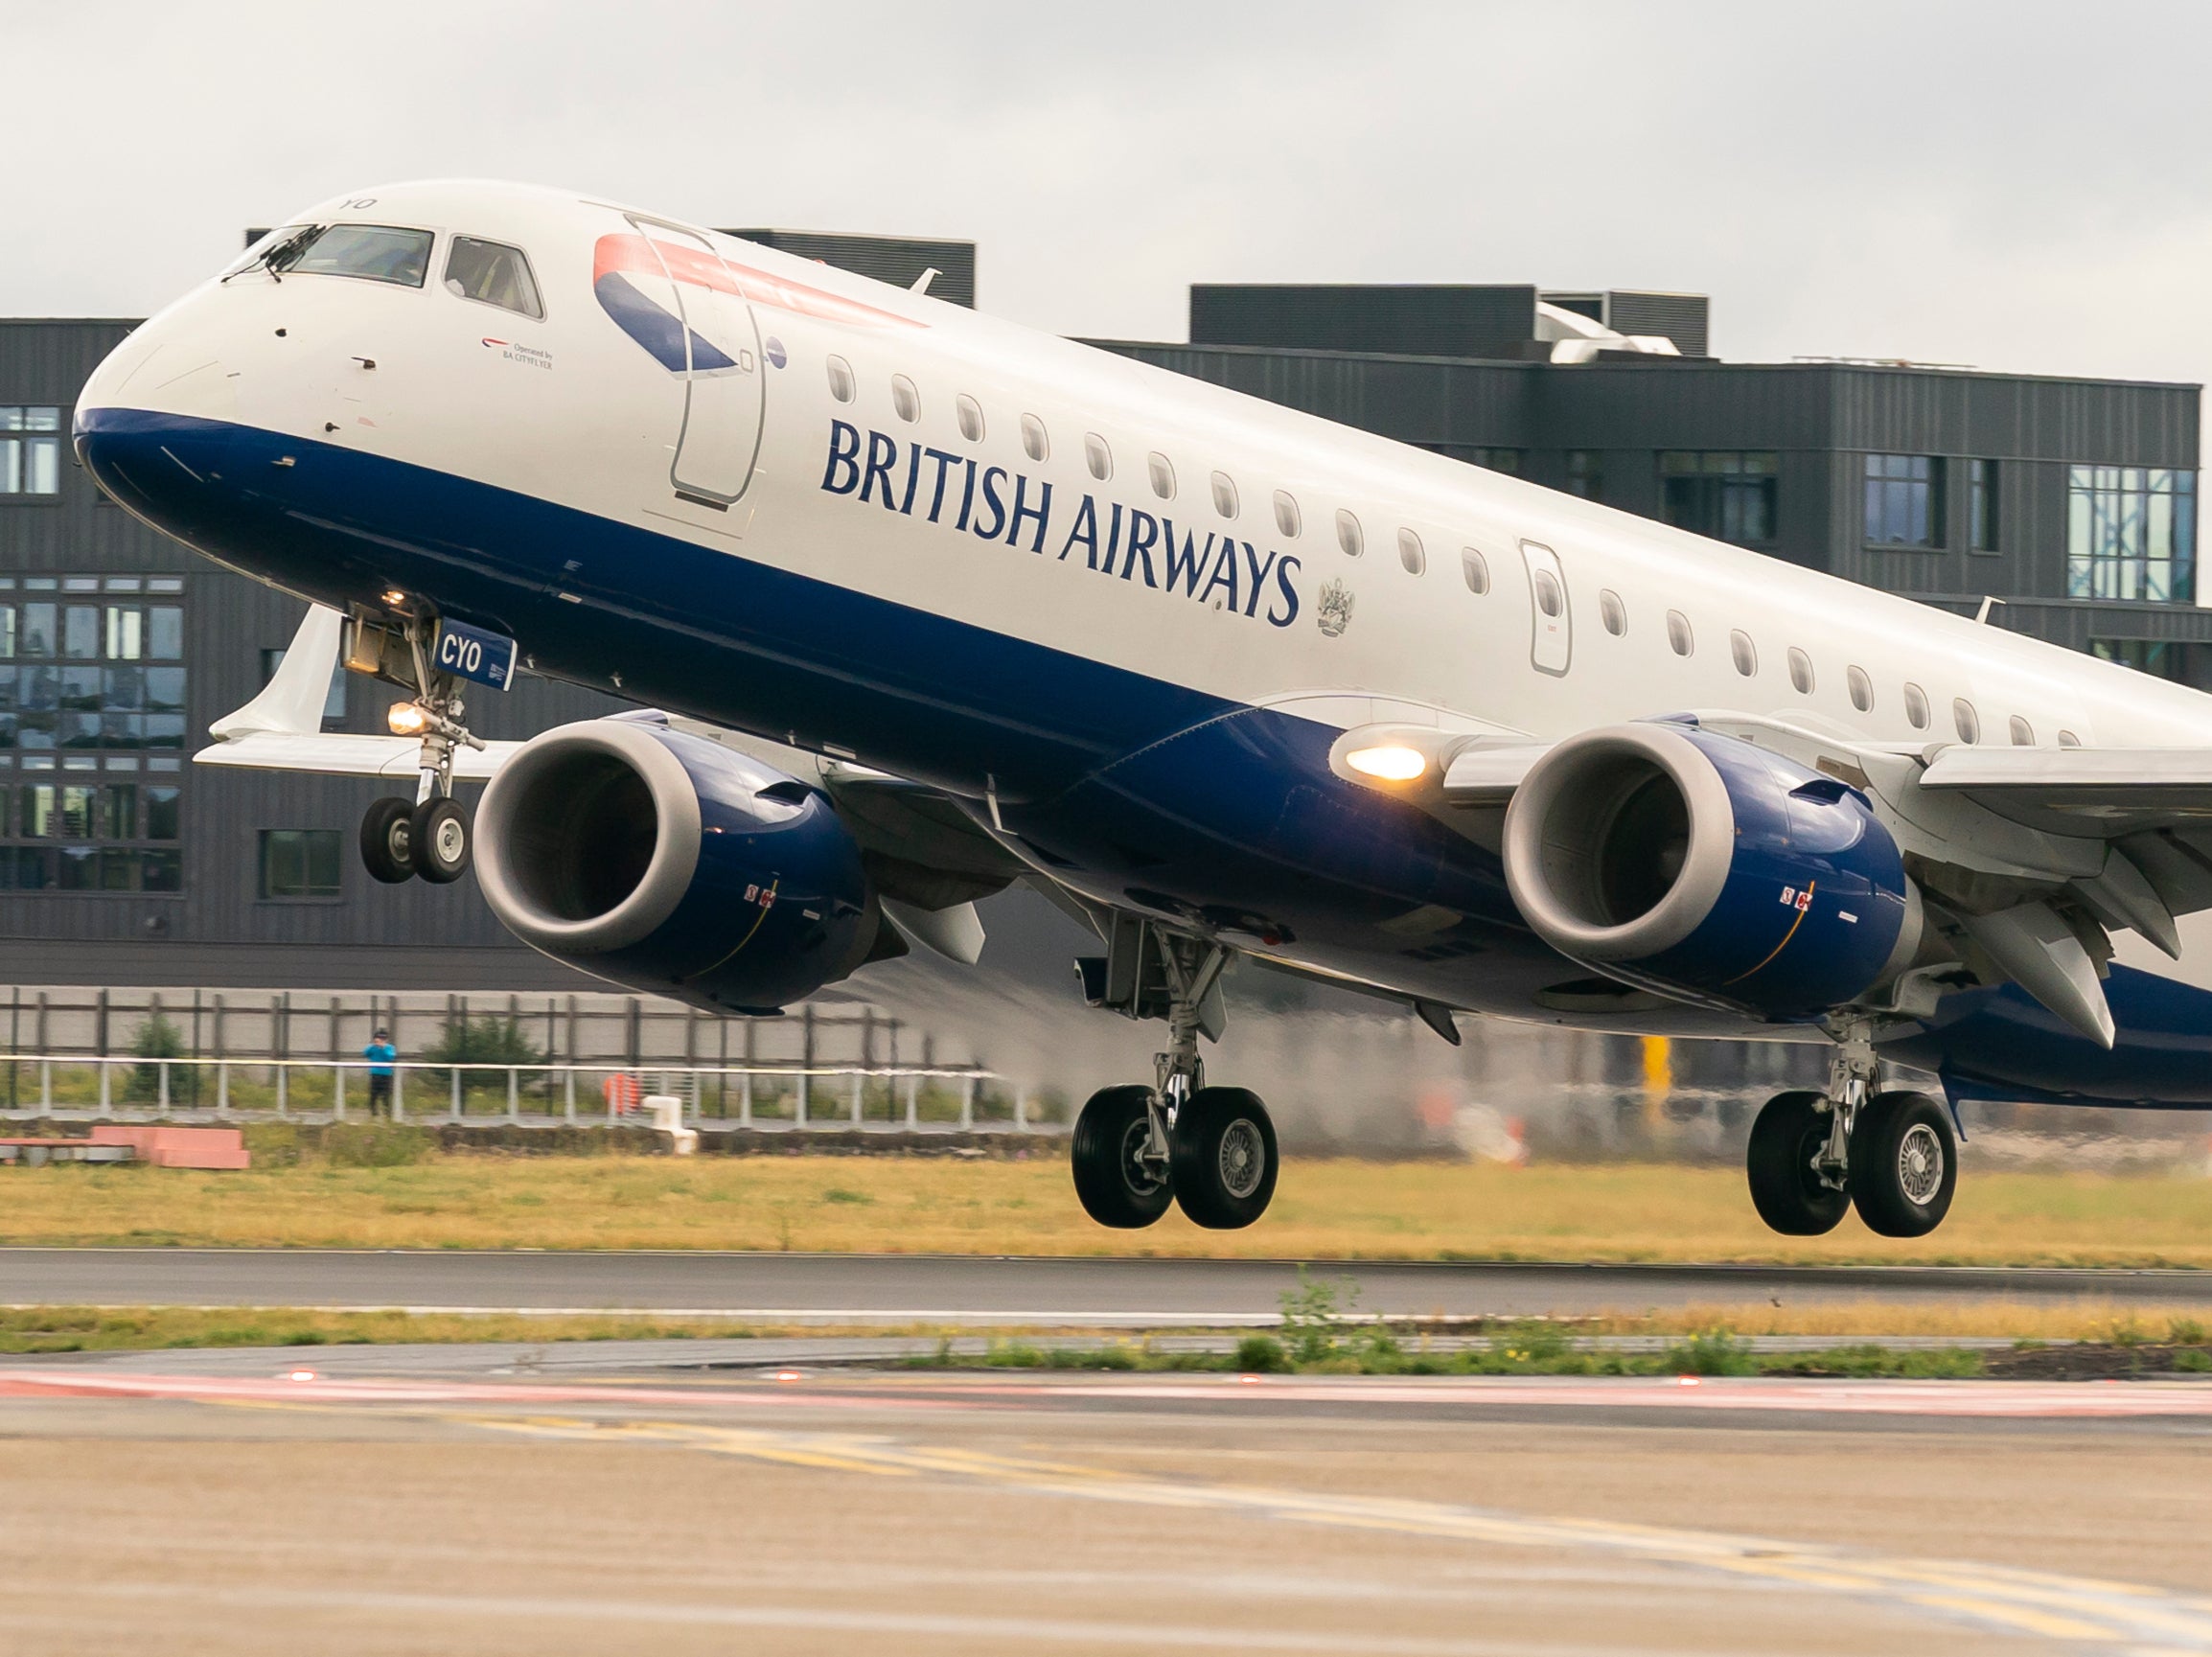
[354,609,483,886]
[1070,931,1279,1231]
[1745,1025,1957,1238]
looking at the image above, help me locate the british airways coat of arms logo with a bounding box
[1316,578,1355,638]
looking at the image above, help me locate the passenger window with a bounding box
[1147,452,1176,499]
[1461,548,1489,594]
[1532,567,1564,617]
[1953,698,1980,744]
[890,375,920,424]
[1786,647,1814,695]
[1021,414,1048,463]
[1903,682,1930,729]
[443,236,544,319]
[1599,589,1626,636]
[956,394,984,443]
[1846,664,1873,712]
[2058,728,2082,748]
[1085,433,1113,481]
[1396,528,1426,575]
[827,356,856,403]
[2009,715,2035,746]
[1211,472,1239,518]
[1666,610,1694,656]
[1335,510,1364,558]
[1274,491,1302,538]
[1730,630,1758,677]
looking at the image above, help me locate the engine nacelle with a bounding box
[1502,722,1919,1020]
[475,717,878,1014]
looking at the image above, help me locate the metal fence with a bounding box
[0,1052,1063,1131]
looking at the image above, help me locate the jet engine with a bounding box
[474,716,883,1014]
[1501,722,1920,1020]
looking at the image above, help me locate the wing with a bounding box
[198,606,1029,964]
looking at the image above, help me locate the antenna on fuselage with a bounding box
[910,267,939,296]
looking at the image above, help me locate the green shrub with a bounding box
[1234,1333,1289,1372]
[417,1015,547,1093]
[124,1012,196,1105]
[1661,1326,1758,1376]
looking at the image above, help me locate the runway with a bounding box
[1,1354,2208,1655]
[6,1247,2212,1323]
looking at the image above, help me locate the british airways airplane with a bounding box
[71,180,2212,1238]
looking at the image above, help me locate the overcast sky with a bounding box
[6,0,2210,388]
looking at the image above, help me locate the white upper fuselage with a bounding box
[81,179,2212,772]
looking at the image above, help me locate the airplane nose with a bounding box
[73,315,244,540]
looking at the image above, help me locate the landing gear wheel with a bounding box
[1745,1089,1849,1235]
[1850,1090,1957,1237]
[1071,1085,1174,1229]
[359,796,417,885]
[410,795,472,885]
[1170,1087,1278,1230]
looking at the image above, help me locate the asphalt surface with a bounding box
[4,1248,2211,1321]
[2,1362,2209,1655]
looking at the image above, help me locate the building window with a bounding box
[955,394,984,443]
[2068,467,2196,603]
[260,828,341,899]
[261,647,348,725]
[2092,638,2187,680]
[1395,528,1425,575]
[1970,459,1998,553]
[0,574,186,892]
[1565,450,1602,501]
[1661,451,1777,544]
[1,408,62,496]
[1865,454,1944,547]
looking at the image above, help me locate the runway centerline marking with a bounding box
[447,1414,2212,1649]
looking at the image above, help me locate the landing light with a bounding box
[387,702,428,737]
[1345,744,1428,782]
[285,1369,318,1382]
[380,588,405,606]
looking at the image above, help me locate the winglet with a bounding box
[209,604,344,740]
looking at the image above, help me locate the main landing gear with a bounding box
[1745,1027,1957,1238]
[355,611,484,886]
[1070,933,1279,1231]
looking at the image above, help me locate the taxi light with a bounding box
[380,588,405,606]
[1345,744,1428,782]
[286,1369,317,1382]
[387,702,428,737]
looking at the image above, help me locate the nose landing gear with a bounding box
[1070,931,1280,1231]
[351,610,485,886]
[1744,1026,1958,1238]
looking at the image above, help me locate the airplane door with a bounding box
[1521,541,1571,676]
[621,216,767,510]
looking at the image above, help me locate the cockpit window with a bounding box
[268,224,433,288]
[444,236,544,320]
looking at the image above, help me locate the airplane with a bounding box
[70,179,2212,1239]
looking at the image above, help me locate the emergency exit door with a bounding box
[1521,540,1572,676]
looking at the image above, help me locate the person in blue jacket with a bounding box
[364,1028,398,1117]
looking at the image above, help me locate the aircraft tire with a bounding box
[1850,1090,1957,1237]
[1170,1087,1279,1230]
[1745,1090,1850,1235]
[411,795,473,885]
[1071,1085,1173,1229]
[359,796,418,885]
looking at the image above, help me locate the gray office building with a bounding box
[0,258,2199,989]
